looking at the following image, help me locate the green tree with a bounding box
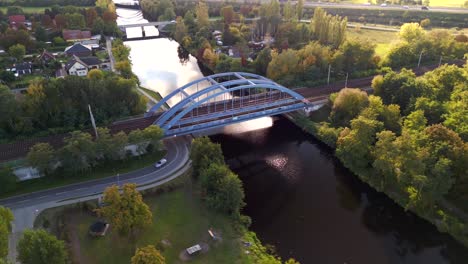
[0,167,17,194]
[115,61,133,79]
[200,163,245,218]
[403,110,427,134]
[26,143,56,176]
[267,49,299,84]
[283,0,295,22]
[443,85,468,141]
[254,47,272,76]
[399,23,425,43]
[330,88,369,127]
[60,131,97,173]
[372,130,399,191]
[87,69,104,80]
[195,1,209,29]
[0,85,19,133]
[285,259,301,264]
[96,183,152,236]
[174,16,187,43]
[65,13,86,29]
[131,245,165,264]
[17,229,68,264]
[142,125,164,152]
[95,128,128,161]
[34,26,48,42]
[190,137,225,177]
[296,0,304,20]
[336,115,384,174]
[8,44,25,61]
[0,206,13,259]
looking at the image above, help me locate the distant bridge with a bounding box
[119,21,175,40]
[146,72,318,136]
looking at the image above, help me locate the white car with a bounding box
[154,158,167,168]
[380,3,387,7]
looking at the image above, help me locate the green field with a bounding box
[0,6,48,14]
[346,28,398,57]
[37,180,257,264]
[349,0,466,7]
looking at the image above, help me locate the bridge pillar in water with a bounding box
[141,26,146,37]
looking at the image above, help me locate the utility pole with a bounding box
[438,55,442,67]
[327,64,331,86]
[345,73,349,88]
[88,104,98,139]
[417,50,423,68]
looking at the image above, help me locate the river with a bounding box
[115,6,468,264]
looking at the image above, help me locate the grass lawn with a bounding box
[39,182,253,264]
[0,150,165,199]
[0,6,49,14]
[347,28,398,57]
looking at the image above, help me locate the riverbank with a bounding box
[286,111,468,249]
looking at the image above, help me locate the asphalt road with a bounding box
[0,137,189,210]
[301,2,468,14]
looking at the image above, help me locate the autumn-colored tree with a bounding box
[330,88,369,127]
[96,183,152,236]
[174,16,187,43]
[131,245,165,264]
[195,1,209,28]
[0,206,13,259]
[220,5,235,25]
[296,0,304,20]
[85,8,98,27]
[87,69,104,80]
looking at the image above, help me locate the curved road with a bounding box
[2,136,191,261]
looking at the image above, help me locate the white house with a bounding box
[65,55,103,76]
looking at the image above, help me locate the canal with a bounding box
[114,5,468,264]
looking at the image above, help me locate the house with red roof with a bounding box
[62,30,92,42]
[9,15,26,30]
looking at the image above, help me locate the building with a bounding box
[62,30,92,42]
[12,62,33,76]
[64,43,92,57]
[37,50,56,65]
[9,15,26,30]
[65,55,107,76]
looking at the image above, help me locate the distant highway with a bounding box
[301,2,468,14]
[200,0,468,14]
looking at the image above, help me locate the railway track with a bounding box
[0,61,463,162]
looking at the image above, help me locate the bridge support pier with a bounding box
[141,26,146,37]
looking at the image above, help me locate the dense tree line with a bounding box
[140,0,175,21]
[190,137,247,223]
[0,75,146,140]
[26,125,163,175]
[0,0,95,7]
[384,23,467,68]
[310,62,468,245]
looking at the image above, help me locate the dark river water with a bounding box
[114,5,468,264]
[211,118,468,264]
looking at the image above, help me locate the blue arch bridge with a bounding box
[145,72,318,137]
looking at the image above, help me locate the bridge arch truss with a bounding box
[146,72,311,136]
